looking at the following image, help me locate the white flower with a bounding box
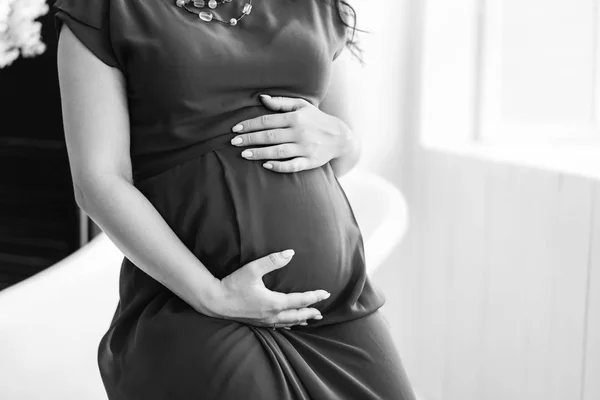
[0,0,49,69]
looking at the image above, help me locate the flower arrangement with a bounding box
[0,0,48,69]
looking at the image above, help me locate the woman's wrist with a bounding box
[191,275,225,318]
[330,119,361,177]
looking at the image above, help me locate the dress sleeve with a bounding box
[52,0,121,70]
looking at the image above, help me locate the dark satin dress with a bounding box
[53,0,416,399]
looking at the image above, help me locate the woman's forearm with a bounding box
[76,175,222,316]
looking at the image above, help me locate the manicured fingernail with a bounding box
[314,315,323,320]
[323,292,331,299]
[281,249,295,258]
[232,124,243,132]
[263,163,273,169]
[259,94,271,100]
[230,137,243,145]
[241,150,253,158]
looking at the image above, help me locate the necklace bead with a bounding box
[199,11,213,21]
[208,0,217,8]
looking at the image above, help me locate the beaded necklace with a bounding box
[175,0,253,26]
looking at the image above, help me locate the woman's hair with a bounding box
[332,0,368,65]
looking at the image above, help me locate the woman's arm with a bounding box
[318,54,362,178]
[56,24,222,315]
[226,56,361,177]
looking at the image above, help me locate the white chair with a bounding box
[0,168,408,400]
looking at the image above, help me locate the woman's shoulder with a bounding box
[53,0,122,69]
[53,0,112,30]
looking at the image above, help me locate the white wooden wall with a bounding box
[373,146,600,400]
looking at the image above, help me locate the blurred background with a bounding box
[1,0,599,400]
[358,1,600,400]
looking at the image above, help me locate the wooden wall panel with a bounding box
[583,186,600,400]
[547,176,592,400]
[481,163,531,400]
[512,169,557,400]
[412,150,455,400]
[440,156,488,400]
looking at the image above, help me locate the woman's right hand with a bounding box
[209,249,330,329]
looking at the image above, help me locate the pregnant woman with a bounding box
[53,0,416,398]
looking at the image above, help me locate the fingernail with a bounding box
[300,322,308,326]
[259,94,271,100]
[323,292,331,299]
[281,249,295,258]
[263,163,273,169]
[314,315,323,320]
[230,137,243,145]
[232,124,243,133]
[241,150,253,158]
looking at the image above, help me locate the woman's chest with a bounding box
[109,0,342,117]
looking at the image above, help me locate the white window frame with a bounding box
[418,0,600,179]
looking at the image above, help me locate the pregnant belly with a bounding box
[134,144,366,299]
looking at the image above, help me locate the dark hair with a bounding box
[332,0,368,65]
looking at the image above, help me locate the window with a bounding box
[420,0,600,154]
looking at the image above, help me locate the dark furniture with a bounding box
[0,2,91,291]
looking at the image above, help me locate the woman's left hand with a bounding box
[229,94,353,173]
